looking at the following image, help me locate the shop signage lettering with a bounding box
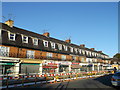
[43,66,58,68]
[72,63,79,65]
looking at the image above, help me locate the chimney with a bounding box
[90,48,95,51]
[98,51,102,53]
[65,39,71,43]
[80,44,85,47]
[43,32,49,37]
[5,19,14,27]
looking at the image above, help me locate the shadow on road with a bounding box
[93,74,113,87]
[93,74,120,90]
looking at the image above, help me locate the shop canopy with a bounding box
[20,58,43,64]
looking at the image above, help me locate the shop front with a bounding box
[80,63,88,72]
[71,63,81,73]
[59,61,71,73]
[87,64,93,72]
[20,58,42,75]
[42,60,58,74]
[0,56,20,75]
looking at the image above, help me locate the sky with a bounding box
[2,2,118,57]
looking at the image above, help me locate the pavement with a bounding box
[15,74,120,90]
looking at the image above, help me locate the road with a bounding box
[12,74,120,90]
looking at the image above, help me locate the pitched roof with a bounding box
[0,23,108,56]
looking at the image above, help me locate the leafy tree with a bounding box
[113,53,120,61]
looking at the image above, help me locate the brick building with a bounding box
[0,19,111,75]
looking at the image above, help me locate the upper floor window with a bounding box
[43,40,48,47]
[75,48,78,53]
[57,43,62,50]
[50,42,55,49]
[33,38,38,45]
[61,55,66,60]
[81,58,85,62]
[70,47,73,52]
[82,50,85,55]
[26,50,34,59]
[92,52,94,57]
[72,56,76,60]
[0,46,9,57]
[46,53,53,58]
[86,51,89,56]
[22,35,28,43]
[8,32,16,41]
[63,45,67,51]
[79,49,82,54]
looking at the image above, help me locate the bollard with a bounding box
[22,76,24,87]
[46,75,48,84]
[35,75,37,86]
[6,74,9,88]
[70,74,72,81]
[76,74,78,80]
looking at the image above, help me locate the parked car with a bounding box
[111,72,120,86]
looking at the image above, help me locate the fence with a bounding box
[0,70,109,89]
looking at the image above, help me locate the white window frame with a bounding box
[0,46,10,57]
[63,45,67,51]
[26,50,35,59]
[81,58,85,62]
[70,47,73,52]
[61,55,66,60]
[82,50,85,55]
[75,48,78,53]
[50,42,56,49]
[43,40,48,47]
[46,53,53,58]
[8,32,16,41]
[57,43,62,50]
[22,35,28,43]
[33,38,38,45]
[72,56,76,60]
[79,49,82,54]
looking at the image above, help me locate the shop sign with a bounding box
[21,63,40,65]
[87,64,93,67]
[71,64,81,69]
[0,63,15,65]
[48,63,58,65]
[42,66,58,68]
[72,63,79,65]
[59,61,71,65]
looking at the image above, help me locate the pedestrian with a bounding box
[113,67,117,73]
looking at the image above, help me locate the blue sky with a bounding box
[2,2,118,57]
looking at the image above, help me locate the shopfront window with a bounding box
[80,65,87,72]
[0,46,9,57]
[59,65,69,73]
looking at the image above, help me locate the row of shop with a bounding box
[0,56,115,75]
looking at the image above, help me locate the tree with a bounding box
[113,53,120,61]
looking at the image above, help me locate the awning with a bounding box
[0,56,20,62]
[20,58,43,64]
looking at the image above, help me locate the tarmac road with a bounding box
[12,74,120,90]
